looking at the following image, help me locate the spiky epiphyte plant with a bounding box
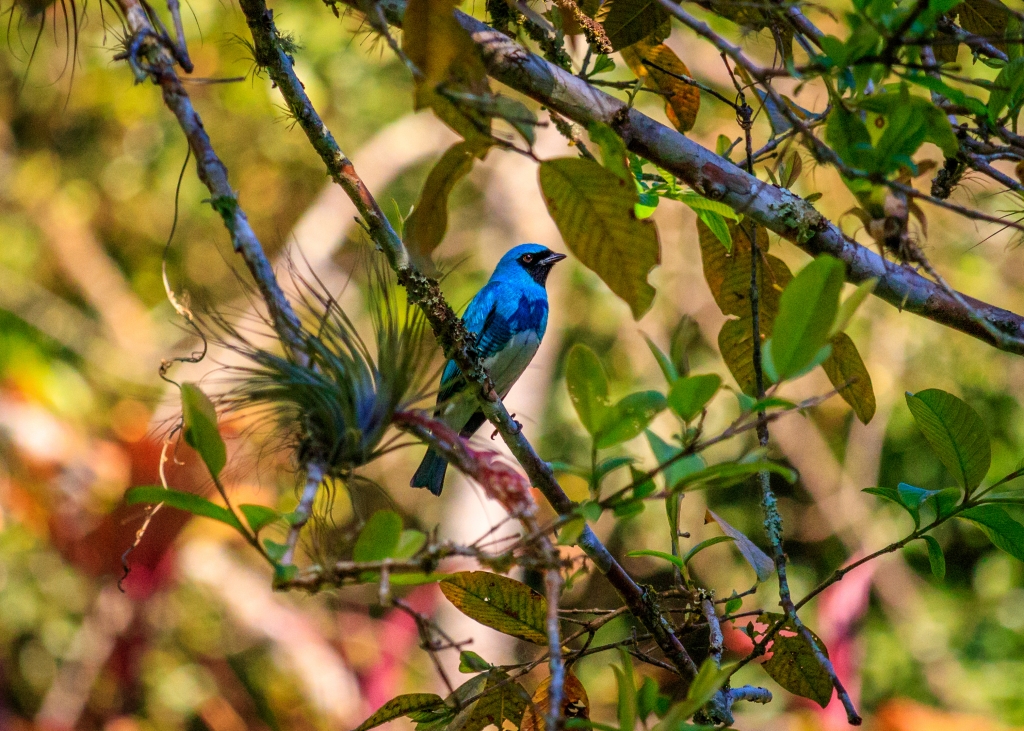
[216,259,435,478]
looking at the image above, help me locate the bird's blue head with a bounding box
[492,244,567,287]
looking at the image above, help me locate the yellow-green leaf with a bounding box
[239,504,280,533]
[667,373,721,422]
[697,218,791,321]
[566,343,611,436]
[540,157,660,318]
[181,382,226,479]
[759,613,833,707]
[402,0,491,141]
[406,141,490,260]
[439,571,549,644]
[354,694,447,731]
[822,333,875,424]
[353,510,403,563]
[959,0,1010,52]
[599,0,669,50]
[718,316,759,395]
[448,670,530,731]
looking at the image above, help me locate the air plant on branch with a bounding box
[211,259,436,482]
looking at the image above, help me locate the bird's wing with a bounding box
[438,284,507,403]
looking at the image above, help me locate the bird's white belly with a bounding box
[486,330,541,398]
[436,331,542,433]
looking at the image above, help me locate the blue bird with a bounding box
[411,244,567,495]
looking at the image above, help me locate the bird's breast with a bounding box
[485,329,542,397]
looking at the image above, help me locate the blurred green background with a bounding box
[2,0,1024,729]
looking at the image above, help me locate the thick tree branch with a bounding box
[360,0,1024,355]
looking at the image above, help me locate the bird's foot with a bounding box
[491,414,521,439]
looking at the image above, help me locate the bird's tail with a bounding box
[411,449,448,496]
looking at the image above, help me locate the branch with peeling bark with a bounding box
[354,0,1024,356]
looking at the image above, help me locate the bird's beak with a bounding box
[541,252,567,266]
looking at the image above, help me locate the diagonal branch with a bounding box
[355,0,1024,356]
[234,0,700,686]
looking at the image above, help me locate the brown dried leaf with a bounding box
[520,672,590,731]
[621,39,701,133]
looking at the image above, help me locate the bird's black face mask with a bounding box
[517,249,567,286]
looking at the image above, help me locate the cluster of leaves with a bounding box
[865,388,1024,573]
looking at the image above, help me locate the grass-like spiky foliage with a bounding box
[216,259,435,478]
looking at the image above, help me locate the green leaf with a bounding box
[706,509,775,582]
[588,122,631,182]
[353,510,404,563]
[596,391,668,449]
[458,651,492,673]
[566,343,611,436]
[958,505,1024,562]
[682,535,736,566]
[239,504,280,533]
[724,595,743,614]
[669,315,700,377]
[829,279,877,337]
[263,538,288,562]
[406,141,490,261]
[580,501,604,521]
[600,0,669,50]
[921,535,946,579]
[825,103,872,170]
[906,389,991,492]
[613,648,638,731]
[125,486,241,531]
[767,255,846,381]
[637,677,664,721]
[668,374,721,422]
[989,57,1024,118]
[595,456,636,482]
[863,486,904,506]
[897,482,942,528]
[822,333,876,424]
[627,548,686,570]
[395,529,428,559]
[645,430,705,490]
[439,572,549,644]
[540,157,660,319]
[355,695,447,731]
[673,460,797,493]
[654,658,731,726]
[558,517,587,546]
[644,334,678,383]
[180,383,227,479]
[760,614,833,707]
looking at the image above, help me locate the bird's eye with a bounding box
[522,254,533,263]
